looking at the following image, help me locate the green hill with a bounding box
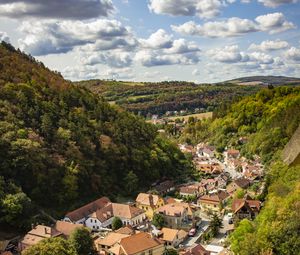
[0,42,192,231]
[75,79,260,117]
[180,86,300,254]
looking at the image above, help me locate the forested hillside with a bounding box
[76,79,260,117]
[0,42,192,231]
[180,86,300,254]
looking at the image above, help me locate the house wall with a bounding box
[137,199,164,219]
[85,217,113,231]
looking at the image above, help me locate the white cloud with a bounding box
[255,13,295,34]
[0,0,114,20]
[18,19,133,55]
[172,13,295,37]
[148,0,224,19]
[249,39,289,51]
[82,50,132,68]
[0,31,10,42]
[258,0,298,8]
[135,49,200,67]
[285,47,300,61]
[208,45,249,63]
[163,39,200,54]
[139,29,173,49]
[62,65,99,80]
[192,68,201,76]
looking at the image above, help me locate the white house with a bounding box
[63,197,111,224]
[85,203,146,231]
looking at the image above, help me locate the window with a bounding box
[95,219,97,223]
[90,219,93,222]
[149,250,153,255]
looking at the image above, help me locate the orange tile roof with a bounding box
[91,203,145,222]
[120,232,163,255]
[115,226,135,235]
[95,232,129,247]
[160,228,187,242]
[65,197,110,222]
[54,221,83,237]
[156,203,186,217]
[21,225,62,247]
[136,193,162,206]
[232,199,261,214]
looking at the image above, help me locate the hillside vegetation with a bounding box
[76,79,260,117]
[0,42,192,230]
[180,86,300,254]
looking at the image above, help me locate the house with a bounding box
[232,199,261,220]
[224,149,240,163]
[54,221,83,238]
[19,225,62,251]
[179,144,195,154]
[64,197,110,224]
[156,202,193,229]
[201,179,217,191]
[197,163,223,175]
[160,227,187,247]
[179,183,206,198]
[115,226,135,235]
[180,244,211,255]
[153,180,175,195]
[95,232,129,253]
[118,232,165,255]
[85,203,146,231]
[135,193,165,219]
[226,177,250,195]
[215,174,228,189]
[198,191,229,213]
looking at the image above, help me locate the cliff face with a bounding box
[282,125,300,166]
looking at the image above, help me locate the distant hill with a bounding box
[222,75,300,86]
[76,79,260,117]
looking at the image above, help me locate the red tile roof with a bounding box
[65,197,110,222]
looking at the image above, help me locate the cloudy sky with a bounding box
[0,0,300,82]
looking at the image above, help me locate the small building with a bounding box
[118,232,165,255]
[224,149,240,163]
[198,191,229,213]
[159,227,187,248]
[64,197,110,224]
[226,177,250,195]
[179,184,205,198]
[156,202,193,229]
[54,221,83,238]
[232,199,261,220]
[19,225,62,251]
[180,244,211,255]
[95,232,129,253]
[153,180,175,195]
[135,193,165,219]
[85,203,146,231]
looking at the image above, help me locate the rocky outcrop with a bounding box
[282,125,300,166]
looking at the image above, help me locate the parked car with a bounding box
[188,228,196,237]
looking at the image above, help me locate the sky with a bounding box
[0,0,300,83]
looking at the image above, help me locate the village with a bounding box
[1,143,265,255]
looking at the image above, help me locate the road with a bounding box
[182,220,210,247]
[209,214,233,246]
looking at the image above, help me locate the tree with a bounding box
[209,214,223,236]
[69,227,96,255]
[112,217,123,230]
[152,213,165,229]
[22,237,75,255]
[124,171,138,194]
